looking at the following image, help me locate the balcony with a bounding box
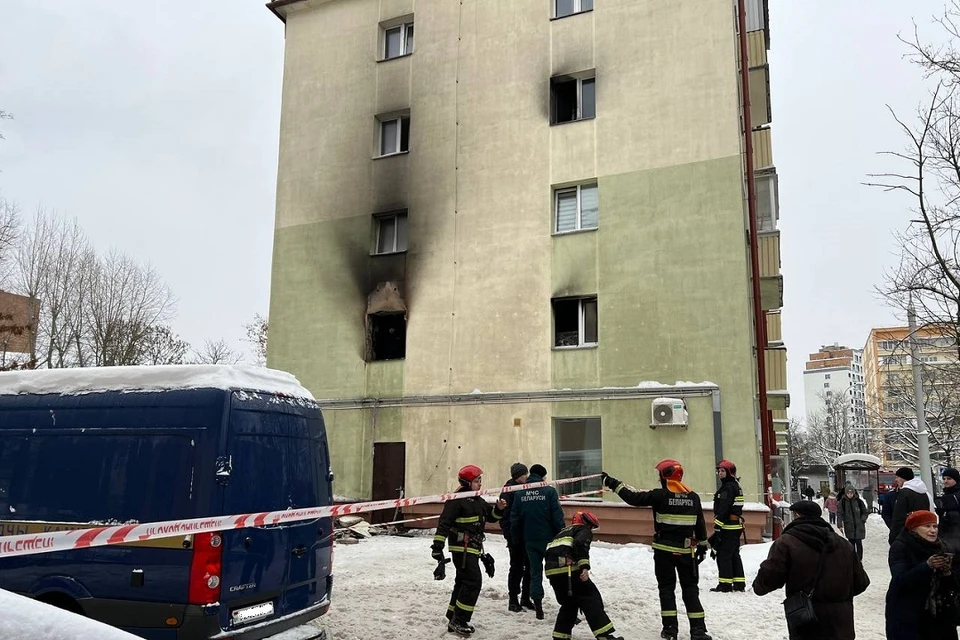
[753,128,773,170]
[758,231,782,310]
[747,30,767,68]
[765,346,790,410]
[766,310,782,342]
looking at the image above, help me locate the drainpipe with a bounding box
[737,0,775,511]
[712,390,724,470]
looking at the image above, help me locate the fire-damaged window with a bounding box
[551,75,595,124]
[552,296,597,348]
[369,313,406,360]
[373,211,408,255]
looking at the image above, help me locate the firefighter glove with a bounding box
[481,553,495,578]
[431,543,446,562]
[696,546,707,565]
[433,558,450,581]
[707,533,722,549]
[602,473,620,491]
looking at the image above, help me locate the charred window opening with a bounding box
[369,312,406,361]
[553,297,598,348]
[551,76,595,124]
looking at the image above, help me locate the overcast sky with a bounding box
[0,1,948,417]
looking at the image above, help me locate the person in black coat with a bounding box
[498,463,532,612]
[886,509,960,640]
[837,485,868,561]
[889,467,932,544]
[880,487,898,529]
[936,468,960,554]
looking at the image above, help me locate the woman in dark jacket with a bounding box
[936,468,960,553]
[837,485,868,560]
[886,510,960,640]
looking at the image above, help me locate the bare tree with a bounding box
[83,250,176,367]
[0,195,20,285]
[244,314,268,366]
[139,325,191,366]
[805,391,859,465]
[786,418,817,484]
[192,339,242,365]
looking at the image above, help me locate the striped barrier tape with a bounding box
[0,473,602,559]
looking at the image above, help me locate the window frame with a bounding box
[553,416,602,498]
[377,115,410,157]
[553,0,594,20]
[551,75,596,125]
[552,296,598,349]
[372,210,408,255]
[755,170,779,232]
[382,22,414,61]
[553,182,598,234]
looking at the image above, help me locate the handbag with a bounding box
[782,539,828,629]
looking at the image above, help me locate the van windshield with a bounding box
[223,405,328,515]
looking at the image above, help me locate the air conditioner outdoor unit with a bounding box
[650,397,689,428]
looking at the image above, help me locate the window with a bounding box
[368,312,406,360]
[378,115,410,156]
[755,171,779,231]
[882,356,901,366]
[554,417,602,495]
[555,0,593,18]
[553,297,598,347]
[551,76,595,124]
[823,382,830,389]
[382,22,414,60]
[879,340,898,351]
[824,374,831,379]
[554,183,598,233]
[373,211,408,255]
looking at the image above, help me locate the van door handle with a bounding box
[292,545,307,558]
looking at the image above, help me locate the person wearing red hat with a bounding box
[602,461,711,640]
[544,511,623,640]
[709,460,745,593]
[886,510,960,639]
[431,465,507,637]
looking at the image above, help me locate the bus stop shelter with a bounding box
[833,453,882,511]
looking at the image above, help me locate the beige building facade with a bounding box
[267,0,786,504]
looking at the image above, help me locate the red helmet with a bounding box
[572,511,600,529]
[655,459,684,481]
[458,464,483,484]
[717,460,737,476]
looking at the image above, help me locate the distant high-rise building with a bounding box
[803,344,866,451]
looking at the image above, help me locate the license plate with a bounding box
[231,601,274,625]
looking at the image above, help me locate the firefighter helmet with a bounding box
[655,459,684,481]
[572,510,600,529]
[458,464,484,484]
[717,460,737,476]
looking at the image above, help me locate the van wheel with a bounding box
[36,592,84,616]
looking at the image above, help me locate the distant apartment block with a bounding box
[803,344,866,449]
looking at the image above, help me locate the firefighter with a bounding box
[544,511,624,640]
[602,461,712,640]
[431,465,506,637]
[709,459,745,593]
[498,462,532,612]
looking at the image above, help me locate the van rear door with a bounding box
[218,392,331,633]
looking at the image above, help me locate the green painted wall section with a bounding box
[551,155,759,496]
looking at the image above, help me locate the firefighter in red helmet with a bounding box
[709,460,745,592]
[431,464,506,637]
[544,511,623,640]
[603,461,712,640]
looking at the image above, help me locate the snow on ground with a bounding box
[0,589,141,639]
[310,515,890,640]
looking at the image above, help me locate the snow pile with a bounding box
[0,589,140,639]
[311,517,890,640]
[0,365,314,399]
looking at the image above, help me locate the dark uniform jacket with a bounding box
[712,476,744,533]
[604,475,707,554]
[886,528,960,640]
[544,524,593,577]
[510,474,564,544]
[753,518,870,640]
[498,478,522,544]
[433,488,502,555]
[890,480,932,544]
[936,485,960,553]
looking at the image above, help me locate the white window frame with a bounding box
[373,211,408,255]
[552,76,596,124]
[755,170,779,232]
[378,115,409,157]
[554,0,593,19]
[554,183,598,234]
[382,22,414,60]
[553,297,598,348]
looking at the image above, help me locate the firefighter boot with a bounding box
[732,583,746,592]
[660,626,679,640]
[508,595,522,612]
[709,584,732,593]
[534,599,545,620]
[690,621,713,640]
[520,597,536,611]
[447,619,475,637]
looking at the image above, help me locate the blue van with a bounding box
[0,366,333,640]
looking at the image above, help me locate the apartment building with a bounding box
[803,344,866,450]
[266,0,786,503]
[864,326,959,466]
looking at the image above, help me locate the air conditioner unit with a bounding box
[650,397,689,429]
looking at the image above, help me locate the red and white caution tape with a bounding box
[0,473,601,558]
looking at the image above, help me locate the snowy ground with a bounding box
[310,514,890,640]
